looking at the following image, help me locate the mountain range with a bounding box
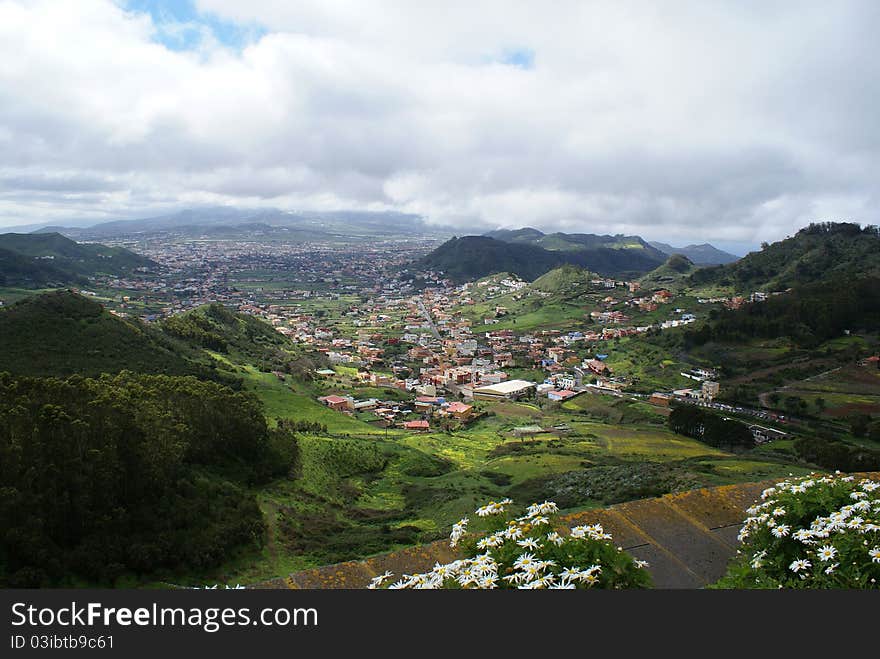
[27,207,459,242]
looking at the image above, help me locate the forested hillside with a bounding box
[690,222,880,292]
[0,290,218,379]
[686,276,880,348]
[0,372,298,587]
[0,232,155,287]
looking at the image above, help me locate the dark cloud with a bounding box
[0,0,877,248]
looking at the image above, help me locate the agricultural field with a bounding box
[765,363,880,419]
[178,376,813,587]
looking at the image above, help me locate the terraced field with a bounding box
[176,384,815,587]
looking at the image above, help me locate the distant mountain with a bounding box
[419,234,665,282]
[649,241,739,265]
[487,227,668,257]
[0,232,155,287]
[420,236,564,282]
[689,222,880,292]
[35,207,459,241]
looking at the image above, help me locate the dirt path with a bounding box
[757,365,843,407]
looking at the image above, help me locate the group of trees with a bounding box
[793,436,880,472]
[0,371,299,587]
[686,277,880,349]
[667,405,755,450]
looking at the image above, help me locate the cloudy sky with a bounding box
[1,0,878,251]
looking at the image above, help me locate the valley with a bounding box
[1,219,878,588]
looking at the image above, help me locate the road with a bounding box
[417,299,441,340]
[757,365,843,408]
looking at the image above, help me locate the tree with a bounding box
[814,397,826,414]
[849,414,871,438]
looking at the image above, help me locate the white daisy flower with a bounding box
[771,524,791,538]
[789,559,811,573]
[816,545,837,562]
[546,531,564,546]
[368,570,394,589]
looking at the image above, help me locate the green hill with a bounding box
[0,290,213,378]
[161,303,297,367]
[689,222,880,292]
[419,236,565,282]
[0,247,85,287]
[687,274,880,349]
[0,371,296,586]
[420,234,665,282]
[640,254,699,289]
[530,264,597,294]
[0,232,155,287]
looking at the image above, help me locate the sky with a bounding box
[0,0,878,252]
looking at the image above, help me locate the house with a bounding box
[414,396,444,412]
[403,419,430,431]
[318,395,354,412]
[584,359,609,375]
[547,390,578,401]
[649,393,672,407]
[444,401,474,420]
[701,381,720,401]
[472,379,537,401]
[748,424,787,444]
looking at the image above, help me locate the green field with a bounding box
[178,384,813,586]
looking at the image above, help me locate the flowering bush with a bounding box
[715,472,880,589]
[368,499,652,589]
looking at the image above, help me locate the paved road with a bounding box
[417,299,441,340]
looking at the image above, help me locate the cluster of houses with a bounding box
[317,391,475,431]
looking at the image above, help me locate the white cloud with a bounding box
[0,0,877,247]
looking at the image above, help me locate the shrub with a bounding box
[368,499,652,589]
[714,472,880,589]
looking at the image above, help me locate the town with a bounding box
[55,233,791,446]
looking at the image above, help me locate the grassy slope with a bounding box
[0,290,211,378]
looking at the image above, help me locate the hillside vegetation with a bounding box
[0,290,218,379]
[0,372,298,587]
[0,232,155,287]
[530,264,598,293]
[690,222,880,292]
[640,254,699,289]
[420,234,665,282]
[686,276,880,349]
[649,241,739,265]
